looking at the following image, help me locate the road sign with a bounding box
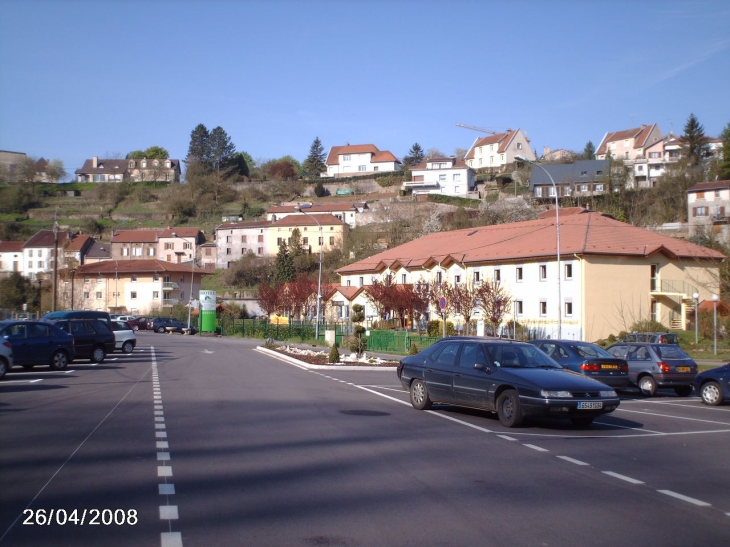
[439,297,447,310]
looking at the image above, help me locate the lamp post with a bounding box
[52,218,59,311]
[516,155,561,339]
[712,294,719,355]
[693,292,699,345]
[294,205,323,341]
[70,268,77,310]
[36,273,44,319]
[171,232,195,331]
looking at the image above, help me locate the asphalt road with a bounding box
[1,332,729,547]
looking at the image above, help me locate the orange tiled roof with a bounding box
[158,227,201,238]
[111,230,161,243]
[687,180,730,193]
[336,210,724,275]
[0,241,24,252]
[271,214,346,228]
[596,125,657,155]
[464,132,513,160]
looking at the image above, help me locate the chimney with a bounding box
[92,156,98,168]
[543,147,551,156]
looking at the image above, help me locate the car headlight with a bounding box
[600,390,617,398]
[540,390,573,398]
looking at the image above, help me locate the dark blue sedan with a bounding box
[398,337,620,428]
[0,320,76,371]
[695,363,730,406]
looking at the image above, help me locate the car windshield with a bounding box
[654,345,690,359]
[570,343,614,359]
[486,344,561,369]
[113,321,132,331]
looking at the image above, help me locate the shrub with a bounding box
[408,342,418,355]
[347,335,367,357]
[427,320,455,337]
[328,343,340,364]
[628,320,669,333]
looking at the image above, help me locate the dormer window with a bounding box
[141,161,147,168]
[165,160,171,168]
[129,161,136,168]
[153,160,159,167]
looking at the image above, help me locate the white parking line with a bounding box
[524,444,549,452]
[497,435,518,441]
[1,379,44,384]
[557,455,590,466]
[159,505,179,519]
[161,532,183,547]
[617,408,730,426]
[657,489,711,506]
[602,471,644,484]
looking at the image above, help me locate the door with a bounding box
[453,343,495,409]
[70,320,96,358]
[3,324,30,365]
[26,323,56,365]
[424,341,460,402]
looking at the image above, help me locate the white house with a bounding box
[0,241,24,277]
[464,129,534,171]
[323,144,401,177]
[404,157,476,197]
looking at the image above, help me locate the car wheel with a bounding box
[638,375,658,397]
[0,358,7,379]
[122,341,134,354]
[49,350,69,371]
[497,389,523,427]
[157,326,166,333]
[700,381,723,406]
[409,379,432,410]
[91,345,106,363]
[674,385,693,397]
[571,416,594,427]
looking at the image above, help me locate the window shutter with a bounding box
[692,207,697,217]
[721,207,725,217]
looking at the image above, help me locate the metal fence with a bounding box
[366,330,441,353]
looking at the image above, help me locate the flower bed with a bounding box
[270,345,399,367]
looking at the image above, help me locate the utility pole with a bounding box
[52,208,59,311]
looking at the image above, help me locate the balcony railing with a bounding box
[650,279,698,296]
[163,282,180,290]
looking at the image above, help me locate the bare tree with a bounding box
[475,280,511,336]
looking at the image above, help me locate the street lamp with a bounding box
[70,268,77,310]
[693,292,699,345]
[516,155,561,339]
[171,232,195,331]
[712,294,719,355]
[36,273,44,319]
[294,205,323,341]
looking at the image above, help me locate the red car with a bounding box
[122,316,148,331]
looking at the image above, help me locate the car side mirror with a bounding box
[474,362,492,373]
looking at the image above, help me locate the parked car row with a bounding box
[0,311,138,378]
[398,335,728,428]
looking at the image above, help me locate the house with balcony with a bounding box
[335,208,724,340]
[69,259,210,315]
[595,124,664,162]
[265,202,369,228]
[157,227,203,263]
[109,227,202,262]
[464,129,534,172]
[323,144,401,178]
[529,160,610,199]
[75,156,181,183]
[404,157,476,197]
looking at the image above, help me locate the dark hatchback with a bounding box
[529,339,630,389]
[0,320,76,370]
[43,319,116,363]
[695,363,730,406]
[149,317,196,334]
[398,337,620,428]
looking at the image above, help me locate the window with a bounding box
[131,275,137,282]
[650,152,660,159]
[205,247,212,255]
[715,190,722,199]
[318,237,323,245]
[131,291,137,299]
[694,206,708,217]
[439,174,446,182]
[580,184,588,192]
[343,155,351,161]
[494,269,501,283]
[534,187,542,197]
[402,274,407,284]
[303,237,308,245]
[595,184,604,192]
[515,300,523,315]
[29,250,33,257]
[257,248,263,254]
[581,171,587,176]
[226,236,232,243]
[359,276,364,287]
[241,235,247,242]
[565,301,573,316]
[453,173,461,181]
[516,267,523,282]
[436,271,443,284]
[84,292,90,299]
[650,264,658,291]
[226,248,232,255]
[539,265,547,280]
[38,261,44,268]
[374,166,378,171]
[329,236,334,245]
[454,275,461,285]
[637,165,644,172]
[257,235,264,243]
[122,247,129,256]
[624,151,629,159]
[517,142,522,150]
[148,248,155,256]
[565,263,573,280]
[277,237,283,246]
[133,247,142,256]
[358,165,366,172]
[539,300,547,316]
[241,248,247,254]
[474,271,480,284]
[96,292,102,299]
[153,274,159,281]
[183,242,191,250]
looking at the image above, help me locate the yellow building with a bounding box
[266,214,347,257]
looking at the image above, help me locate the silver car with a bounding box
[111,321,137,354]
[606,342,697,397]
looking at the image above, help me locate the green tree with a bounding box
[719,122,730,180]
[272,241,295,284]
[683,113,708,165]
[583,141,596,160]
[45,159,67,183]
[404,143,425,166]
[313,180,326,197]
[15,156,38,184]
[349,303,367,357]
[127,146,170,160]
[303,137,327,179]
[186,123,211,168]
[0,272,36,310]
[229,152,250,178]
[208,126,237,179]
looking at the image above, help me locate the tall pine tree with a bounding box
[186,124,210,165]
[303,137,327,179]
[208,126,237,178]
[718,122,730,180]
[273,241,295,284]
[404,143,425,166]
[583,141,596,160]
[683,113,708,165]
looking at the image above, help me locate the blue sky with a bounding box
[1,0,729,179]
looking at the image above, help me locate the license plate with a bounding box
[601,364,619,370]
[677,367,690,373]
[577,401,603,410]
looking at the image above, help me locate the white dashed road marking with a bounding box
[658,490,711,507]
[602,471,644,484]
[557,455,590,466]
[523,444,549,452]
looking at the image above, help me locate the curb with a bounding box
[254,346,398,371]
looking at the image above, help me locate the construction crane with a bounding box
[455,123,501,135]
